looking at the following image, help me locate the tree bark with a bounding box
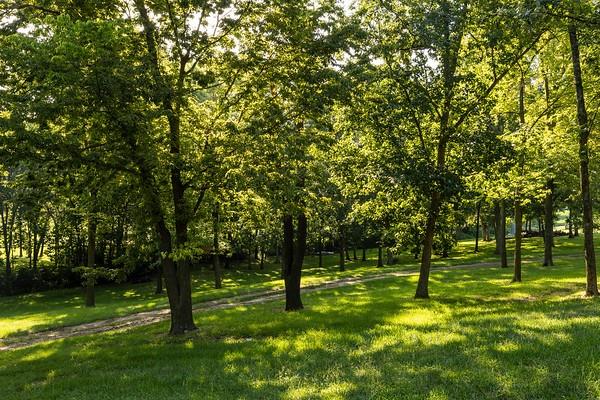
[569,22,598,295]
[513,200,522,282]
[212,202,222,289]
[499,200,508,268]
[339,225,346,272]
[543,180,554,266]
[482,221,490,242]
[155,266,163,294]
[494,204,501,254]
[513,72,525,282]
[377,244,383,268]
[85,194,97,308]
[134,0,198,332]
[1,202,16,294]
[475,200,481,253]
[568,207,574,238]
[283,213,306,311]
[415,140,446,298]
[318,234,323,268]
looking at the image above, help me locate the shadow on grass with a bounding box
[2,260,600,399]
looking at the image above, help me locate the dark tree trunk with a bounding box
[283,213,306,311]
[212,203,222,289]
[494,203,501,255]
[513,200,523,282]
[568,207,574,238]
[513,72,525,282]
[362,246,366,262]
[569,22,598,295]
[318,234,323,268]
[32,223,47,271]
[543,179,554,266]
[28,225,32,268]
[482,221,490,242]
[135,0,197,334]
[155,267,163,294]
[386,248,394,265]
[339,225,346,272]
[1,203,16,294]
[53,217,60,269]
[377,244,383,268]
[415,188,443,299]
[353,247,357,261]
[339,239,345,272]
[115,217,124,261]
[499,200,508,268]
[171,195,197,334]
[254,229,259,260]
[475,200,481,253]
[85,200,97,308]
[18,214,22,258]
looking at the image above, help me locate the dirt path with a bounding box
[0,259,548,351]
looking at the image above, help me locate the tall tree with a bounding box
[568,14,598,295]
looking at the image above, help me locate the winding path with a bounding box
[0,259,536,351]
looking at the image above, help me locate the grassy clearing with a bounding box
[1,254,598,399]
[0,235,587,339]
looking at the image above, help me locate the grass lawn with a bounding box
[0,235,589,340]
[1,253,599,399]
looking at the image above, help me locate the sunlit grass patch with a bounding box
[2,258,600,399]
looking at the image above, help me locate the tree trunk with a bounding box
[569,22,598,295]
[339,226,345,272]
[494,203,501,255]
[475,200,481,253]
[1,203,16,294]
[283,213,306,311]
[568,207,574,238]
[317,234,323,268]
[512,72,525,283]
[212,202,222,289]
[155,267,163,294]
[499,200,508,268]
[482,221,490,242]
[362,246,366,262]
[416,192,441,298]
[513,200,522,282]
[18,214,22,258]
[377,242,383,268]
[28,224,32,268]
[32,223,47,271]
[543,179,554,266]
[416,148,445,300]
[386,248,394,265]
[85,198,97,308]
[135,0,197,334]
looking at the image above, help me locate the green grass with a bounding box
[0,235,588,340]
[1,252,599,399]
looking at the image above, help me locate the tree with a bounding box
[567,8,598,295]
